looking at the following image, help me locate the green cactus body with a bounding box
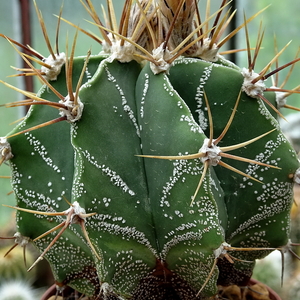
[1,1,300,299]
[135,62,225,296]
[168,58,298,251]
[167,57,299,285]
[6,55,104,295]
[70,58,157,296]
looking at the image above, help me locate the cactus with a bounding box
[0,280,40,300]
[1,0,300,299]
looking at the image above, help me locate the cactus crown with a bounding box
[1,1,300,299]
